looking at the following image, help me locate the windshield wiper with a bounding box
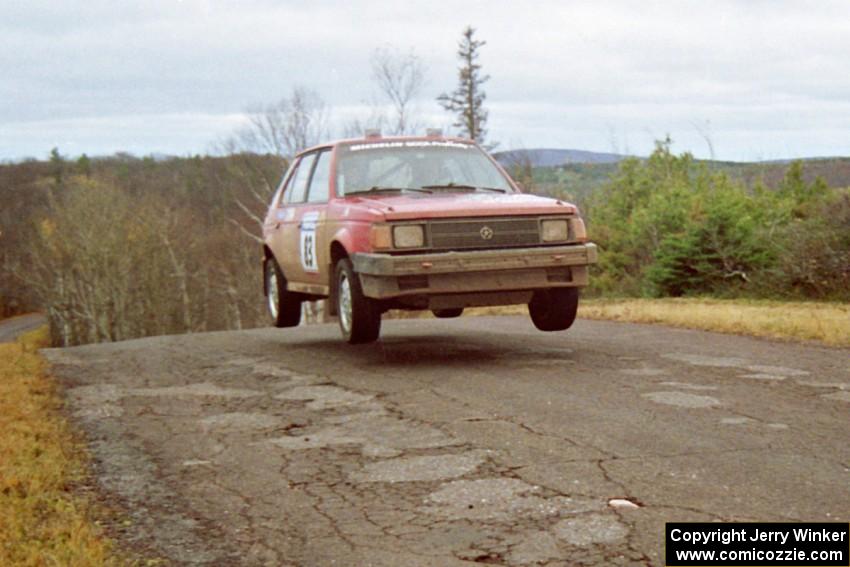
[345,186,432,196]
[420,183,507,193]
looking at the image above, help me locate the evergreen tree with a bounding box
[76,153,92,177]
[49,147,64,184]
[437,26,490,144]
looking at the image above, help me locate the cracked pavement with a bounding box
[42,316,850,566]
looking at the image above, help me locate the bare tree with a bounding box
[25,176,166,345]
[690,119,716,162]
[221,87,330,242]
[236,86,329,159]
[371,47,426,135]
[342,100,388,138]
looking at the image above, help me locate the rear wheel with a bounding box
[528,288,579,331]
[432,308,464,318]
[265,258,301,328]
[336,259,381,344]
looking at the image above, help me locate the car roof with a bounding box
[295,135,478,158]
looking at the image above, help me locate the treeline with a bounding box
[2,144,848,347]
[0,152,283,345]
[524,154,850,211]
[585,141,850,300]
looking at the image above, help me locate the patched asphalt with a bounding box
[43,316,850,566]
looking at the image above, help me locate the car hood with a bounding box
[348,192,577,220]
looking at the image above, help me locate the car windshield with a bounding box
[336,141,514,196]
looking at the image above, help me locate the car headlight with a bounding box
[393,224,425,248]
[541,219,569,242]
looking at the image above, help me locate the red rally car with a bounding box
[262,132,598,344]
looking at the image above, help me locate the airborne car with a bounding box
[262,133,597,343]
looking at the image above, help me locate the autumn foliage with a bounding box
[1,152,282,345]
[1,143,848,346]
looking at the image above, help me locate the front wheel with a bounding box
[336,259,381,344]
[528,288,579,332]
[265,258,301,327]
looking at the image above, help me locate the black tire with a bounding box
[265,258,301,328]
[335,259,381,344]
[528,288,579,332]
[432,308,464,319]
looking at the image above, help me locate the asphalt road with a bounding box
[0,313,44,342]
[43,317,850,566]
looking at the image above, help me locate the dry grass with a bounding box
[0,326,122,566]
[440,297,850,347]
[578,298,850,347]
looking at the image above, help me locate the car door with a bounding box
[274,149,333,294]
[272,153,316,286]
[264,158,297,271]
[301,149,333,290]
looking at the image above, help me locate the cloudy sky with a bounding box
[2,0,849,162]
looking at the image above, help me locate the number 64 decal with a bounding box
[299,212,319,272]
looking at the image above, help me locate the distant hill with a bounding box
[493,148,626,167]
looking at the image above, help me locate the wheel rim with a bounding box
[338,271,353,334]
[267,265,279,320]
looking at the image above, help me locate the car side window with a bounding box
[286,153,317,204]
[306,150,331,203]
[273,161,297,208]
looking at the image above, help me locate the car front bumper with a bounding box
[351,243,598,300]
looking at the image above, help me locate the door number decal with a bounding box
[299,212,319,272]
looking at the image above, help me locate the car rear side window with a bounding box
[286,153,317,204]
[273,161,297,207]
[306,150,331,203]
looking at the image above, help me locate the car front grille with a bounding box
[428,217,541,250]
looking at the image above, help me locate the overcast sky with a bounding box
[2,0,850,162]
